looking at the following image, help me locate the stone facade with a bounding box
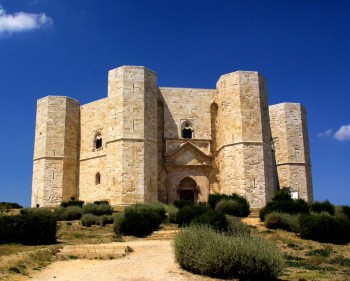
[32,66,313,208]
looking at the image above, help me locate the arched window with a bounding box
[182,121,193,139]
[94,132,102,149]
[95,172,101,185]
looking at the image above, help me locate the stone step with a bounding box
[249,208,261,218]
[57,243,131,259]
[145,230,179,240]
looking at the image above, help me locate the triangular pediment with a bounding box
[165,142,212,166]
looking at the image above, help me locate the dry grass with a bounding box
[246,218,350,281]
[0,220,120,281]
[1,217,350,281]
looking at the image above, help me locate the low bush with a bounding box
[98,215,114,226]
[81,214,99,227]
[60,199,84,208]
[0,209,56,245]
[20,207,53,216]
[215,199,249,217]
[209,194,250,217]
[113,212,125,235]
[0,202,22,210]
[226,216,251,236]
[191,210,227,231]
[299,214,350,244]
[208,194,229,209]
[174,224,284,280]
[176,204,211,227]
[167,205,178,223]
[173,199,194,209]
[122,207,161,237]
[342,205,350,219]
[259,199,309,221]
[93,200,110,205]
[144,202,166,219]
[83,203,113,216]
[113,203,165,237]
[336,205,350,220]
[264,212,300,233]
[310,200,335,216]
[55,206,82,221]
[272,188,293,202]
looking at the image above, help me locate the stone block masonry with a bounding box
[32,66,313,208]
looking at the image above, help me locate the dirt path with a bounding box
[29,240,220,281]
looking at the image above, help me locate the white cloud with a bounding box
[334,125,350,141]
[318,129,333,138]
[0,4,52,35]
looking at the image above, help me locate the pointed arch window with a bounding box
[95,172,101,185]
[94,132,103,149]
[181,121,193,139]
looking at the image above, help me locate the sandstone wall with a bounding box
[32,96,79,207]
[269,103,313,202]
[106,66,158,204]
[216,71,274,208]
[159,87,215,202]
[32,65,313,208]
[159,87,215,141]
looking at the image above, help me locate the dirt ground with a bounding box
[28,240,221,281]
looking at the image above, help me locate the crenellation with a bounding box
[32,66,313,208]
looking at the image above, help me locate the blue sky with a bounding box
[0,0,349,207]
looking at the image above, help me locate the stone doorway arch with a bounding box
[178,177,198,203]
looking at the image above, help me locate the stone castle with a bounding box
[32,66,313,208]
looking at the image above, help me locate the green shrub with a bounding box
[342,205,350,219]
[174,224,284,280]
[299,214,350,244]
[55,206,83,221]
[0,209,57,245]
[336,205,350,220]
[113,212,125,235]
[0,215,22,243]
[209,194,250,217]
[122,207,161,237]
[93,200,110,205]
[60,199,84,208]
[215,199,249,217]
[173,199,194,209]
[272,188,293,202]
[21,210,57,245]
[81,214,99,227]
[83,203,113,216]
[0,202,22,210]
[208,194,230,209]
[98,215,114,226]
[310,200,335,216]
[167,205,179,223]
[264,212,300,233]
[176,204,211,227]
[191,210,227,231]
[20,207,53,216]
[144,202,166,219]
[259,199,309,221]
[226,216,251,236]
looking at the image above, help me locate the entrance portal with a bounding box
[180,190,195,202]
[178,177,198,203]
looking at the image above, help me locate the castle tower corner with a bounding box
[269,103,313,202]
[32,96,80,207]
[216,71,274,208]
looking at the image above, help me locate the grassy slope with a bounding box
[1,219,350,281]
